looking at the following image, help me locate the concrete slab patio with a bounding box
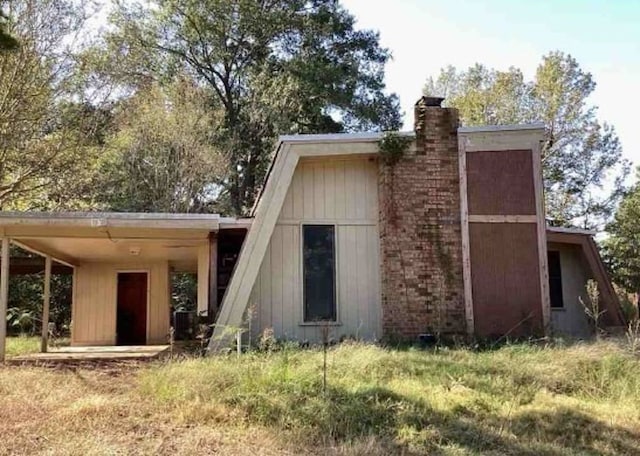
[8,345,170,364]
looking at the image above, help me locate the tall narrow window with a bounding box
[303,225,336,322]
[548,250,564,308]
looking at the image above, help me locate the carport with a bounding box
[0,212,249,361]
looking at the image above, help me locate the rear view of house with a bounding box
[0,96,625,359]
[212,96,625,346]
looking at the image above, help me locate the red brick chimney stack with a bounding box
[378,97,465,341]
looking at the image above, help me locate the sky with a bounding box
[341,0,640,168]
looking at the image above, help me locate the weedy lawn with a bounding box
[1,339,639,455]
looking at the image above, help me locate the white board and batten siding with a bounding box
[72,261,170,346]
[249,156,382,342]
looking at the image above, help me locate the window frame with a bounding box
[300,223,340,325]
[547,250,564,310]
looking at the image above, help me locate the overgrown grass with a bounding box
[6,335,40,357]
[5,335,69,357]
[138,341,640,455]
[1,341,639,454]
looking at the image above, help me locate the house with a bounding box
[0,96,625,360]
[209,96,624,347]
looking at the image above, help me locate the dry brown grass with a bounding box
[0,340,638,455]
[0,362,301,456]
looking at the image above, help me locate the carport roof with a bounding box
[0,211,223,230]
[0,211,251,269]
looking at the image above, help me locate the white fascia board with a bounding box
[279,131,415,144]
[0,211,221,230]
[546,226,597,236]
[219,217,253,229]
[458,124,545,134]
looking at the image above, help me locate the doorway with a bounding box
[116,272,148,345]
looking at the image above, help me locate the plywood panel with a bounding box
[259,240,272,333]
[324,162,336,219]
[355,226,369,333]
[71,261,170,346]
[291,168,304,220]
[466,150,536,215]
[469,223,543,337]
[339,226,357,330]
[302,163,315,220]
[368,224,382,339]
[248,156,381,342]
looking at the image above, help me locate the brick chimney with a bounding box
[378,96,466,341]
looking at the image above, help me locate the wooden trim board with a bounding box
[532,139,551,332]
[458,135,474,335]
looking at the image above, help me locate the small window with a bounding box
[303,225,336,322]
[548,250,564,308]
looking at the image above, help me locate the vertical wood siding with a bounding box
[249,157,381,342]
[72,261,170,346]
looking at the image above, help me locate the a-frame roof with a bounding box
[209,133,388,349]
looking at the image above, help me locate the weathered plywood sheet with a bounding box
[469,223,544,337]
[466,150,536,215]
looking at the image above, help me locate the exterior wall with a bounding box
[378,100,465,340]
[249,156,382,342]
[71,260,170,345]
[548,242,592,338]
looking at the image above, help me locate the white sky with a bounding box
[342,0,640,173]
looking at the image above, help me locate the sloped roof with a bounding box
[209,133,384,349]
[547,228,625,327]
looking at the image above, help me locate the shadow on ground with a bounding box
[234,383,640,455]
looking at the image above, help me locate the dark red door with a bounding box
[116,272,148,345]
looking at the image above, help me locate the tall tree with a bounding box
[0,0,104,210]
[94,0,401,215]
[97,79,226,213]
[602,173,640,300]
[424,52,629,229]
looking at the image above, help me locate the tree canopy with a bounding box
[96,79,226,213]
[603,173,640,297]
[425,52,629,230]
[0,0,102,210]
[88,0,402,214]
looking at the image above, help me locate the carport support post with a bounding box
[0,237,9,362]
[40,255,52,353]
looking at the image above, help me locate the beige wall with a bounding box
[549,242,592,338]
[249,156,382,342]
[72,261,170,346]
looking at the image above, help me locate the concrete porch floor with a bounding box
[9,345,170,364]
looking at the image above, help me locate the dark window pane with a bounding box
[303,225,336,322]
[547,251,564,308]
